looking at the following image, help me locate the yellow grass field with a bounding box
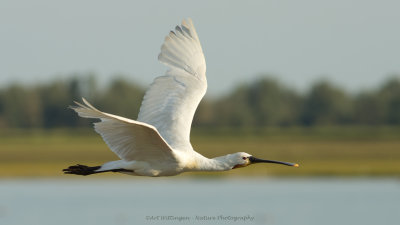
[0,127,399,177]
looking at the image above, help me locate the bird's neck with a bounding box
[189,154,233,171]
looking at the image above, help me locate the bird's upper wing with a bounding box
[137,18,207,151]
[71,98,177,163]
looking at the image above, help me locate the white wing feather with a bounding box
[71,98,177,163]
[137,18,207,151]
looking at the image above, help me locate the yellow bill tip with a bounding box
[293,163,299,167]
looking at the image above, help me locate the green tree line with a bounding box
[0,74,399,128]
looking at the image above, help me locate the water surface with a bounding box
[1,178,399,225]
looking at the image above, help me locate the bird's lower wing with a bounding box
[71,98,177,162]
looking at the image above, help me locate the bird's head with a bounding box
[229,152,299,169]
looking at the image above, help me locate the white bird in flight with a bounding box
[63,19,299,177]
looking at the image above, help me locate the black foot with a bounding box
[63,164,101,176]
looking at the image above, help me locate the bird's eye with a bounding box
[242,157,247,160]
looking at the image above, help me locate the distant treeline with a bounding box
[0,74,399,128]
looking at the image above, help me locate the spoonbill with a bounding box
[63,19,299,177]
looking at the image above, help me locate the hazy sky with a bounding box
[1,0,399,96]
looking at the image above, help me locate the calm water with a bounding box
[0,178,399,225]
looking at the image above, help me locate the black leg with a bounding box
[63,164,133,176]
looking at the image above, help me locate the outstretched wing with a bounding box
[71,98,177,163]
[137,18,207,151]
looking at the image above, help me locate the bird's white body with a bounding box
[100,151,239,177]
[64,19,298,177]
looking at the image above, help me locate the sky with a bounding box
[1,0,399,96]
